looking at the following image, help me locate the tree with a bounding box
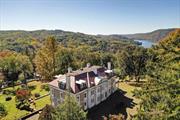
[53,96,87,120]
[17,54,33,85]
[56,47,74,74]
[116,46,148,82]
[0,103,7,118]
[44,36,58,74]
[0,51,33,87]
[101,52,115,67]
[38,104,56,120]
[134,29,180,120]
[34,36,57,81]
[73,45,92,68]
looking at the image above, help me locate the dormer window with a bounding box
[58,79,66,90]
[76,79,87,90]
[80,83,86,90]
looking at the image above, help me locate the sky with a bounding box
[0,0,180,35]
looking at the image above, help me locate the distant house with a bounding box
[49,62,117,110]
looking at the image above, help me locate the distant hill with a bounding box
[123,28,178,42]
[0,29,131,43]
[0,30,135,52]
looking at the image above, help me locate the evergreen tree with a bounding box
[38,105,56,120]
[134,29,180,120]
[54,96,87,120]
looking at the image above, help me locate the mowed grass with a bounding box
[28,81,49,96]
[118,82,141,120]
[0,81,51,120]
[0,95,29,120]
[4,81,48,96]
[34,95,51,110]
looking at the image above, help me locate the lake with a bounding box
[134,40,154,48]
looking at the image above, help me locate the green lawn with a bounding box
[28,81,49,96]
[34,95,51,110]
[4,81,49,96]
[118,82,141,120]
[0,81,51,120]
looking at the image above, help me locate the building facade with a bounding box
[49,62,117,110]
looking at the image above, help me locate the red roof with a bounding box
[49,66,108,94]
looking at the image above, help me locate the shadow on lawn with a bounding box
[87,89,137,120]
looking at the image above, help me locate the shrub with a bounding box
[28,85,36,91]
[5,96,12,101]
[16,100,33,111]
[0,103,7,118]
[21,84,26,88]
[2,89,15,95]
[34,93,40,98]
[15,89,32,111]
[16,89,31,101]
[41,84,50,91]
[2,90,7,94]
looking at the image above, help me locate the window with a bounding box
[105,92,107,97]
[54,89,60,98]
[84,102,86,106]
[51,89,54,97]
[91,98,94,103]
[97,96,100,102]
[80,83,86,90]
[59,82,66,90]
[98,87,100,92]
[61,92,65,99]
[91,90,94,95]
[84,93,87,98]
[76,96,80,101]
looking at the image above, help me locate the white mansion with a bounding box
[49,62,117,110]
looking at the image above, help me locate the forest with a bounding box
[0,28,179,120]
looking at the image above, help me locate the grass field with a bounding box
[0,81,141,120]
[87,81,141,120]
[118,82,141,120]
[0,81,51,120]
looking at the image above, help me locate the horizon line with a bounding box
[0,27,179,35]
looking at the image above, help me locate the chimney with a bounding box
[86,63,91,68]
[107,62,111,70]
[68,67,72,73]
[66,67,72,90]
[87,72,90,88]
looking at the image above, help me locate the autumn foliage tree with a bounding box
[15,89,32,111]
[34,36,58,81]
